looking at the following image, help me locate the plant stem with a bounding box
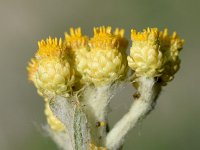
[105,77,161,150]
[83,85,112,146]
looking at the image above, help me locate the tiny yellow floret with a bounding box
[131,28,159,41]
[36,37,67,59]
[89,26,128,50]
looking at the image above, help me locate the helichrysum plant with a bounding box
[27,26,184,150]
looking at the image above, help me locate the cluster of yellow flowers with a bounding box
[27,26,184,132]
[28,27,128,96]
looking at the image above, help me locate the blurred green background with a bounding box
[0,0,199,149]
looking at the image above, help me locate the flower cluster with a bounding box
[27,26,129,131]
[28,27,129,93]
[27,26,184,133]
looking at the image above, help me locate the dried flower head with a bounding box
[127,28,184,84]
[127,28,164,77]
[33,57,74,97]
[28,37,75,97]
[80,26,128,86]
[159,29,184,83]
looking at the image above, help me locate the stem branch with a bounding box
[106,77,161,150]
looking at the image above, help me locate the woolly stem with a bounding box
[83,84,114,146]
[105,77,161,150]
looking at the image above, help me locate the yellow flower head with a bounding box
[79,26,128,86]
[128,28,164,77]
[33,57,75,97]
[36,37,67,59]
[44,102,65,132]
[128,27,184,84]
[159,29,184,83]
[27,35,76,97]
